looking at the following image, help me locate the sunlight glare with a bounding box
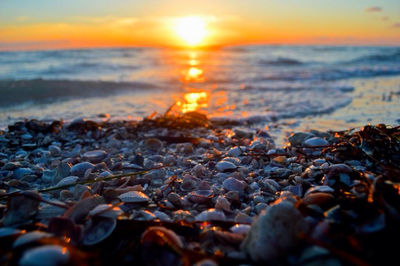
[176,92,208,113]
[175,17,207,46]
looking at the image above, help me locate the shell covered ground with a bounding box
[0,112,399,265]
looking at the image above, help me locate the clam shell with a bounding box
[188,190,213,203]
[141,226,183,248]
[118,191,149,203]
[223,177,247,193]
[88,204,123,219]
[13,231,53,248]
[82,217,116,246]
[64,195,105,222]
[55,176,79,187]
[195,208,226,222]
[19,245,70,266]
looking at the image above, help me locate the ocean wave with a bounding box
[258,57,304,66]
[350,49,400,64]
[0,79,160,107]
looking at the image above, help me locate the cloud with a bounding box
[365,6,382,12]
[381,16,389,21]
[392,23,400,28]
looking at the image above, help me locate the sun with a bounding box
[175,16,207,46]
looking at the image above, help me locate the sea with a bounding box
[0,45,399,142]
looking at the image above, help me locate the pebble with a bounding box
[227,147,242,157]
[12,168,34,179]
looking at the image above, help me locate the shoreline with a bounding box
[0,113,399,264]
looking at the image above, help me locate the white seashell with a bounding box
[82,217,116,246]
[195,208,226,222]
[118,191,149,203]
[241,200,308,262]
[56,176,79,187]
[88,204,123,219]
[230,224,251,235]
[216,161,236,172]
[19,245,70,266]
[13,231,53,248]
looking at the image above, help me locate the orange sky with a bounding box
[0,0,399,50]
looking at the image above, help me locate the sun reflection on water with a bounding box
[176,91,208,113]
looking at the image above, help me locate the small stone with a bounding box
[53,162,71,184]
[216,161,236,172]
[70,162,94,178]
[82,150,107,163]
[235,212,252,223]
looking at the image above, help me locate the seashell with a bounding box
[88,204,123,219]
[70,162,95,177]
[2,191,40,226]
[241,200,308,262]
[141,226,183,248]
[304,137,329,147]
[230,224,251,235]
[180,175,200,191]
[118,191,149,203]
[36,204,66,220]
[52,162,71,185]
[192,164,208,178]
[223,177,247,193]
[56,176,79,187]
[13,231,53,248]
[304,185,334,196]
[288,132,314,146]
[154,210,171,222]
[195,208,226,222]
[82,150,107,163]
[143,138,163,153]
[138,210,156,221]
[188,190,213,204]
[0,227,23,238]
[82,217,116,246]
[222,157,241,166]
[19,245,70,266]
[215,196,231,212]
[173,210,194,221]
[303,192,335,209]
[64,195,105,223]
[227,147,242,157]
[235,212,252,224]
[216,161,237,172]
[48,216,83,244]
[167,192,182,207]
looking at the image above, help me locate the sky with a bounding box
[0,0,399,50]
